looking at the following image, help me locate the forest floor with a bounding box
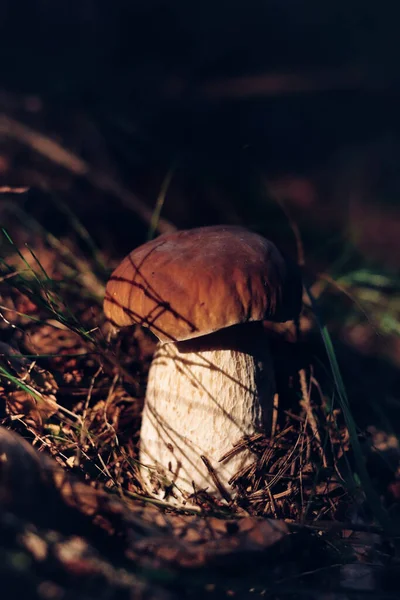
[0,91,399,599]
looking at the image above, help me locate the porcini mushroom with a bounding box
[104,225,302,504]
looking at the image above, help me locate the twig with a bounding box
[287,520,394,536]
[77,364,103,466]
[201,455,232,503]
[271,393,279,439]
[299,368,328,468]
[0,186,29,193]
[268,187,305,268]
[124,489,232,518]
[267,487,278,518]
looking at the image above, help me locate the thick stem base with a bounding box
[139,326,275,504]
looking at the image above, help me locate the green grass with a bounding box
[305,283,393,532]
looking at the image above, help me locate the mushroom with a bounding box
[104,225,302,504]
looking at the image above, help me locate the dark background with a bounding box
[1,1,400,259]
[0,1,399,329]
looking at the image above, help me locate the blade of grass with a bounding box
[4,206,105,300]
[2,226,102,333]
[147,162,177,241]
[305,283,392,533]
[0,363,42,402]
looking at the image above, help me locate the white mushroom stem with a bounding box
[139,324,275,504]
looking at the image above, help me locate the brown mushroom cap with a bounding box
[104,225,302,342]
